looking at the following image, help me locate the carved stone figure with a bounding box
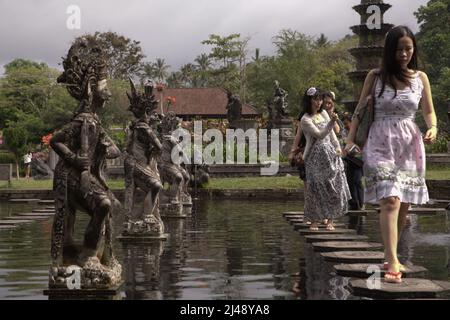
[49,38,122,289]
[272,80,289,119]
[31,151,54,180]
[226,90,242,128]
[122,79,165,239]
[158,112,183,204]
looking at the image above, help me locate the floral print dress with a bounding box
[363,74,429,204]
[301,111,351,222]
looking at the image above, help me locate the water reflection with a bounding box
[0,199,449,299]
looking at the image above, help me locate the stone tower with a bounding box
[346,0,393,111]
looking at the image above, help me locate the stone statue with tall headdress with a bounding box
[121,79,166,239]
[49,37,122,289]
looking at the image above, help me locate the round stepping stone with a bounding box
[294,223,346,230]
[17,212,54,217]
[334,263,428,278]
[350,278,450,299]
[0,219,34,225]
[312,241,383,252]
[321,251,384,263]
[305,234,369,243]
[298,228,356,236]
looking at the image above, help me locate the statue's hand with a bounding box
[74,155,90,171]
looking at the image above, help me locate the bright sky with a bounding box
[0,0,427,74]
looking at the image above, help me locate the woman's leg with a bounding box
[380,196,401,270]
[398,203,410,238]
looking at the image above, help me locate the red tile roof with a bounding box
[153,87,260,119]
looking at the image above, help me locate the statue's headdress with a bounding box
[57,37,108,101]
[127,78,158,119]
[161,111,181,135]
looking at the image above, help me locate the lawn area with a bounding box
[1,164,448,190]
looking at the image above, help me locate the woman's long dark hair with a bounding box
[379,25,419,98]
[301,87,322,115]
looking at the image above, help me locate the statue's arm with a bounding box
[50,122,80,167]
[146,128,163,151]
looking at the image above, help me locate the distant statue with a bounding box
[31,151,54,180]
[188,163,210,189]
[122,78,165,238]
[226,90,242,127]
[158,111,185,204]
[272,80,289,119]
[49,38,122,288]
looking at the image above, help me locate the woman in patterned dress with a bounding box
[345,26,438,283]
[300,87,351,231]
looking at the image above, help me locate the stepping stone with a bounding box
[298,228,356,236]
[346,209,377,216]
[0,219,34,225]
[17,212,54,217]
[0,225,17,230]
[321,251,384,263]
[9,199,40,203]
[350,278,450,299]
[288,218,304,224]
[7,215,50,220]
[45,206,55,210]
[282,211,304,217]
[312,241,383,252]
[293,223,346,230]
[376,207,446,215]
[32,209,55,213]
[334,263,428,278]
[305,234,369,243]
[17,212,55,218]
[285,215,304,220]
[38,200,55,205]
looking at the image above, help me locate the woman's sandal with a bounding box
[309,223,319,231]
[384,270,402,283]
[383,262,406,272]
[325,221,335,231]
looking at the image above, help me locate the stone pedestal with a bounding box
[229,119,259,131]
[270,118,294,157]
[46,258,123,299]
[119,217,168,242]
[160,203,186,218]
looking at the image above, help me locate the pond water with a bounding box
[0,199,449,300]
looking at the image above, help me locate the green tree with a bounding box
[153,58,170,83]
[74,31,145,79]
[415,0,450,124]
[201,34,243,91]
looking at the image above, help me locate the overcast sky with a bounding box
[0,0,427,75]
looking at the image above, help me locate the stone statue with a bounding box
[272,80,289,119]
[122,79,165,238]
[49,38,122,289]
[226,90,242,127]
[158,111,184,205]
[31,150,54,180]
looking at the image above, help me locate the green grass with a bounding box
[0,165,448,190]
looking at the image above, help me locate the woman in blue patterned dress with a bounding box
[345,26,438,283]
